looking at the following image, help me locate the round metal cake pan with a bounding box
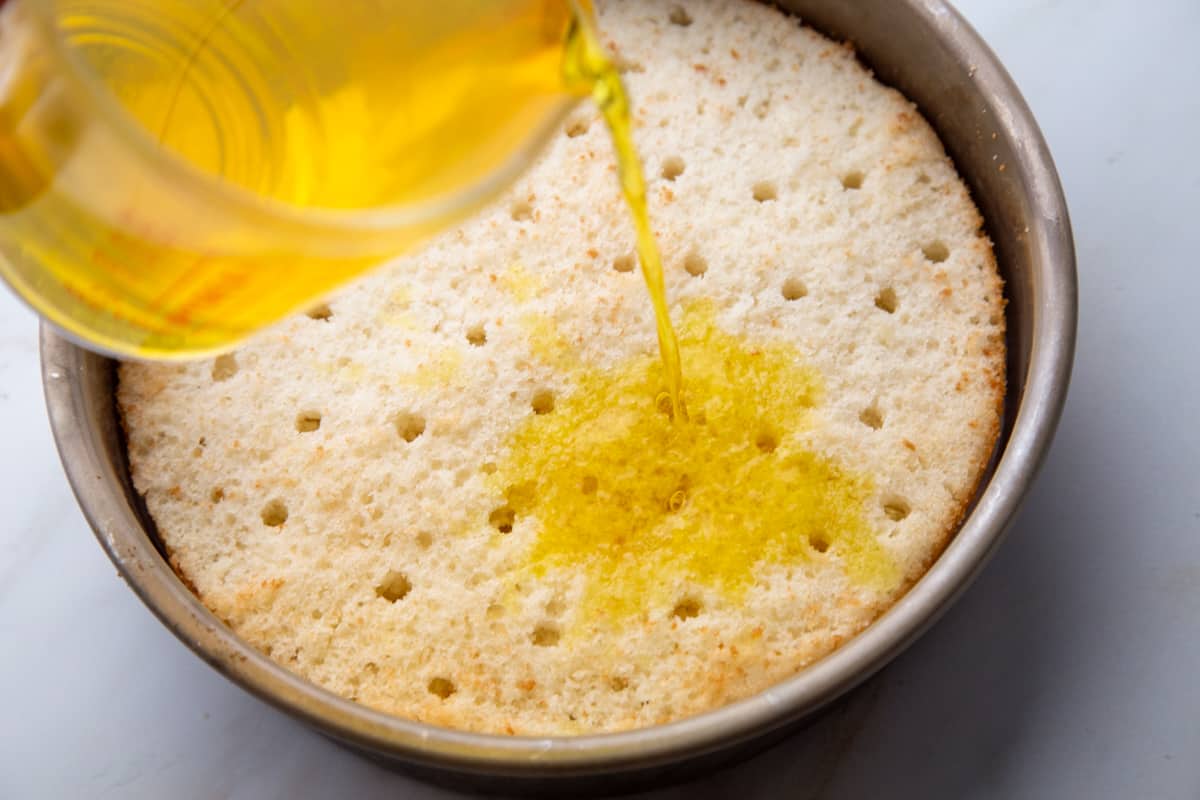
[41,0,1075,793]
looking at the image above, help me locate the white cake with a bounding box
[119,0,1005,735]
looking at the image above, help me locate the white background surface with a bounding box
[2,0,1198,797]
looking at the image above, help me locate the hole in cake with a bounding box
[261,499,288,527]
[752,181,778,202]
[755,430,778,454]
[613,253,636,273]
[416,531,434,548]
[661,156,685,181]
[683,251,708,277]
[655,393,673,417]
[565,117,590,138]
[532,624,561,647]
[859,405,884,430]
[874,287,898,314]
[610,676,630,691]
[375,570,412,602]
[427,677,456,699]
[883,496,912,521]
[486,603,505,619]
[393,412,426,442]
[306,303,332,321]
[808,531,830,553]
[466,324,487,346]
[614,56,644,75]
[510,200,533,222]
[781,277,807,301]
[210,487,224,503]
[295,411,322,433]
[211,354,238,382]
[531,390,555,415]
[668,6,692,26]
[489,505,516,533]
[580,475,599,495]
[922,241,950,263]
[672,597,702,619]
[841,170,865,190]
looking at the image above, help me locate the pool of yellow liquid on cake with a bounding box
[490,304,899,619]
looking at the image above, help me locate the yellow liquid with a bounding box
[562,19,685,416]
[493,303,898,620]
[0,0,685,404]
[0,0,587,356]
[494,27,892,609]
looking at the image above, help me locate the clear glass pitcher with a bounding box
[0,0,590,357]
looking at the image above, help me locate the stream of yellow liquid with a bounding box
[563,16,686,416]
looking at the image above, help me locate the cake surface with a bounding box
[119,0,1005,735]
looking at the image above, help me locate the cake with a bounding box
[118,0,1005,735]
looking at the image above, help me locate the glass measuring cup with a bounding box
[0,0,589,358]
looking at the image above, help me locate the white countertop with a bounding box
[3,0,1199,797]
